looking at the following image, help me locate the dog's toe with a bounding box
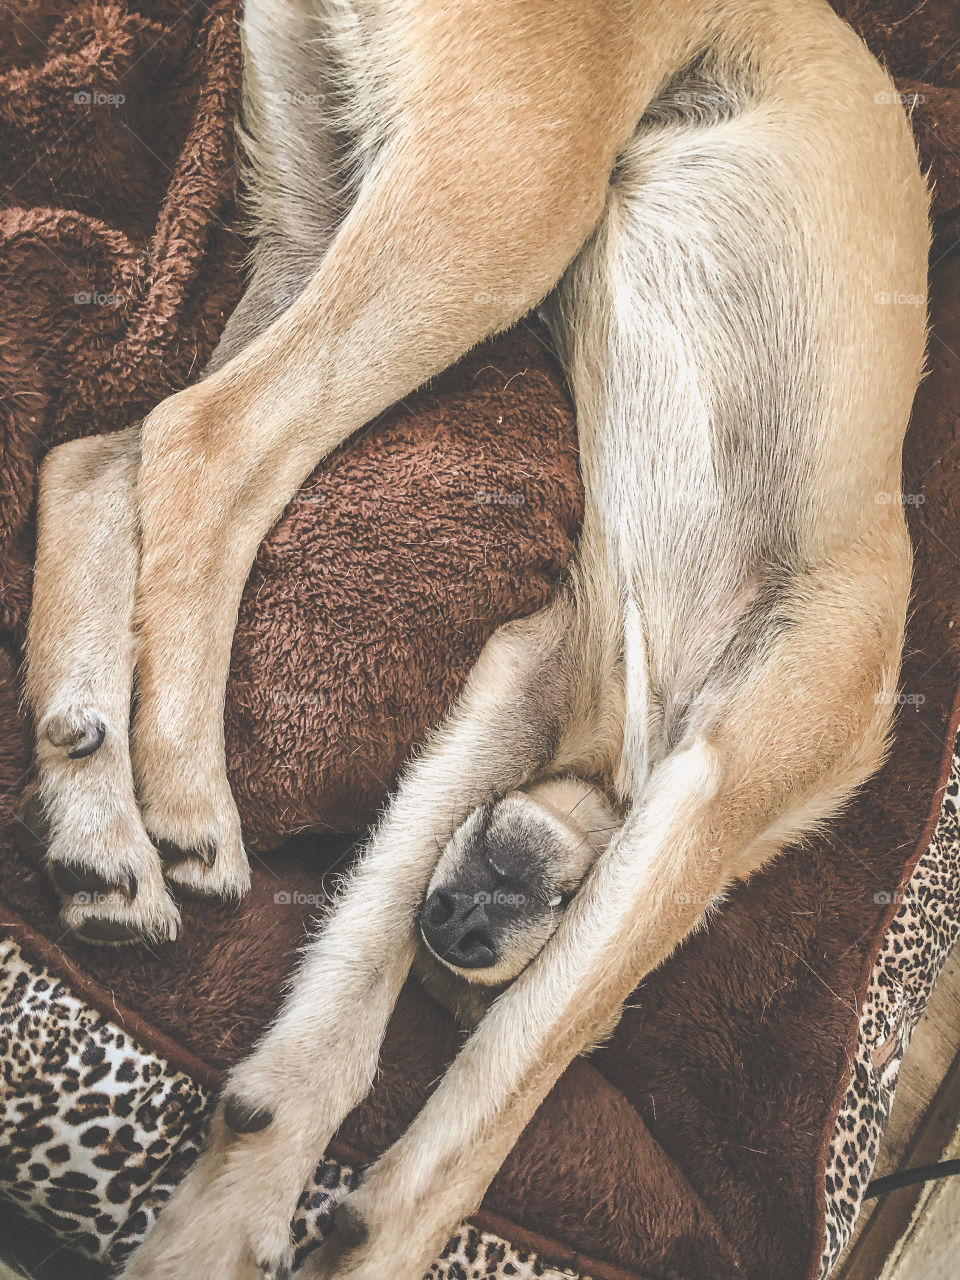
[160,836,251,901]
[155,835,218,869]
[57,860,181,947]
[223,1093,275,1134]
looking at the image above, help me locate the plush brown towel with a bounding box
[1,3,959,1280]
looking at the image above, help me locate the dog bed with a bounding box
[1,2,960,1278]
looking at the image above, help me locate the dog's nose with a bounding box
[420,889,497,969]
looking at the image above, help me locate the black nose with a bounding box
[420,889,497,969]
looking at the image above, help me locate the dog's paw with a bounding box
[139,763,251,901]
[46,817,181,946]
[31,704,182,945]
[295,1178,449,1280]
[151,806,251,900]
[118,1100,306,1280]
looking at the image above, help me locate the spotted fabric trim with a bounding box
[0,938,584,1278]
[818,739,960,1276]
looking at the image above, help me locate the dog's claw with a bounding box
[49,859,138,902]
[156,836,218,868]
[258,1261,291,1280]
[45,711,106,759]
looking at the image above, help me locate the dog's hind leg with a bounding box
[205,0,384,372]
[22,0,377,933]
[117,600,581,1279]
[125,0,639,898]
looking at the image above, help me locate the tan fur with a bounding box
[22,0,929,1273]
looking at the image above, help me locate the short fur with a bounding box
[22,0,929,1275]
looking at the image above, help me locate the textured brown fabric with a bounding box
[1,3,959,1280]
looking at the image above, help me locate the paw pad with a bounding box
[223,1093,274,1134]
[45,711,106,759]
[332,1200,369,1249]
[72,915,149,945]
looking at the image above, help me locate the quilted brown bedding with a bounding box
[1,2,959,1278]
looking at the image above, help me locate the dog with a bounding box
[21,0,928,1274]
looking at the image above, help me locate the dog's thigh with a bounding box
[204,0,381,374]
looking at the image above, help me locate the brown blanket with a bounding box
[1,2,959,1278]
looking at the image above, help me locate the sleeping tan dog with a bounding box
[23,0,928,1274]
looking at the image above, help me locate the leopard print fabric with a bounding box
[818,744,960,1277]
[0,939,584,1279]
[0,939,207,1256]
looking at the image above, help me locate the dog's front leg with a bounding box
[300,744,734,1280]
[118,605,573,1280]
